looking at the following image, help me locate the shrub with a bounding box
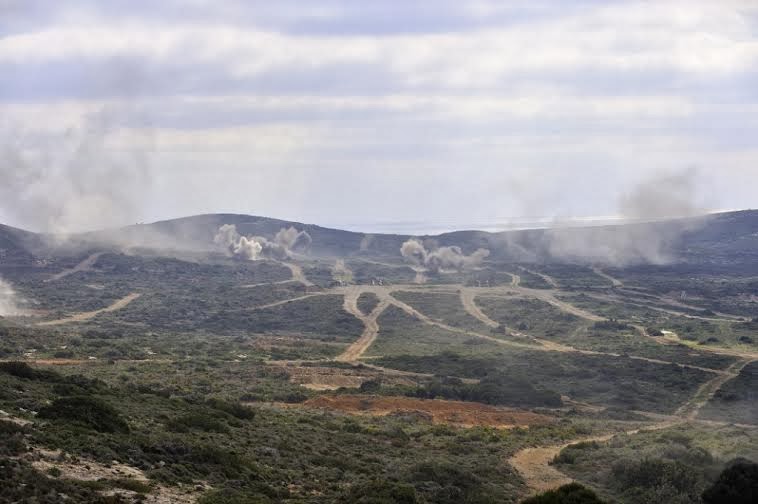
[340,479,418,503]
[38,396,130,433]
[522,483,606,503]
[702,459,758,504]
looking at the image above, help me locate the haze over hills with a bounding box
[2,209,758,268]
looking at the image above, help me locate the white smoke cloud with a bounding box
[545,168,705,266]
[400,238,489,272]
[0,114,152,234]
[0,276,20,317]
[214,224,311,261]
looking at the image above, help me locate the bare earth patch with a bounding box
[280,365,417,390]
[301,394,553,428]
[27,447,205,503]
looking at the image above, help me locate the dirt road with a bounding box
[336,289,390,362]
[280,261,313,286]
[37,293,141,326]
[511,352,752,497]
[675,357,754,420]
[45,253,104,282]
[592,267,623,287]
[460,289,500,329]
[251,293,323,311]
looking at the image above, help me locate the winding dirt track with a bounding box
[459,289,500,329]
[509,354,756,497]
[37,293,141,326]
[45,253,104,282]
[675,357,755,419]
[336,288,391,362]
[519,266,559,288]
[592,266,623,287]
[251,293,323,311]
[280,261,313,286]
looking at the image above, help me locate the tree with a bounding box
[702,459,758,504]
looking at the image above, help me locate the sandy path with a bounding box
[519,266,559,288]
[280,261,313,286]
[592,266,623,287]
[509,422,676,497]
[37,293,141,326]
[511,354,753,497]
[251,293,323,311]
[460,289,500,328]
[45,253,104,282]
[336,288,390,362]
[675,357,755,420]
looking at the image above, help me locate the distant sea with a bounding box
[327,216,633,236]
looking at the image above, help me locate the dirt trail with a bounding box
[27,447,202,503]
[280,261,313,286]
[675,357,754,420]
[510,421,676,497]
[336,288,390,362]
[251,293,323,311]
[37,293,141,326]
[512,354,753,496]
[45,253,104,282]
[520,266,559,288]
[460,289,500,329]
[592,266,623,287]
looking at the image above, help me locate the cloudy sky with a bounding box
[1,0,757,233]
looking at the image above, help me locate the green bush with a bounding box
[340,479,418,503]
[522,483,606,503]
[38,396,130,433]
[702,459,758,504]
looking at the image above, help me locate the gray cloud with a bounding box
[0,1,756,232]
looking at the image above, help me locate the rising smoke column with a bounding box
[545,168,705,266]
[400,239,489,272]
[0,277,20,316]
[0,114,151,234]
[214,224,312,261]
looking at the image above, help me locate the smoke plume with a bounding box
[400,239,490,272]
[0,277,20,317]
[545,168,705,266]
[0,114,151,235]
[214,224,311,261]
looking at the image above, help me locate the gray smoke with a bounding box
[359,234,375,252]
[0,112,152,235]
[401,238,490,272]
[545,168,704,266]
[214,224,311,261]
[0,276,20,316]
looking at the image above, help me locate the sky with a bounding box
[1,0,757,234]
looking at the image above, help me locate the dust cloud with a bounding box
[0,113,152,236]
[214,224,311,261]
[0,277,20,316]
[544,168,705,266]
[401,238,490,272]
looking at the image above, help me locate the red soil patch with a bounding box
[303,394,553,428]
